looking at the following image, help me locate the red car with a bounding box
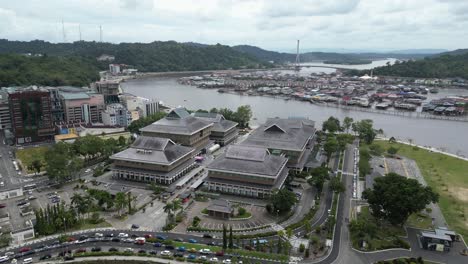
[0,204,6,208]
[67,237,76,242]
[144,234,153,239]
[75,248,87,253]
[19,247,32,253]
[215,251,224,256]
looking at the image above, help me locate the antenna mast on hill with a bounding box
[78,24,82,41]
[295,40,300,71]
[61,19,67,42]
[99,25,103,42]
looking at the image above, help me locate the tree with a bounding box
[286,228,293,238]
[307,166,330,194]
[234,105,252,128]
[387,146,399,156]
[323,136,338,162]
[44,142,74,183]
[329,176,345,193]
[238,207,246,216]
[322,116,341,133]
[353,119,377,144]
[336,133,354,152]
[228,226,233,249]
[276,238,283,254]
[115,192,127,216]
[222,224,227,249]
[31,159,42,175]
[343,117,354,133]
[269,188,297,214]
[362,173,439,225]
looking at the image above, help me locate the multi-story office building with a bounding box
[95,80,121,104]
[121,95,160,119]
[60,92,105,124]
[110,136,196,184]
[0,90,11,130]
[240,118,316,171]
[8,87,55,144]
[140,108,213,151]
[101,103,132,127]
[48,87,64,122]
[205,145,289,198]
[193,112,238,146]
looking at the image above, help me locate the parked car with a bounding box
[156,235,167,240]
[118,233,129,238]
[210,257,219,263]
[215,251,224,257]
[177,246,186,252]
[199,248,211,255]
[91,247,101,252]
[165,245,175,250]
[203,234,213,239]
[39,254,52,260]
[160,250,172,256]
[175,237,184,242]
[75,248,86,253]
[19,247,32,253]
[0,204,6,208]
[188,238,197,243]
[109,248,118,252]
[153,242,162,247]
[131,224,140,229]
[138,249,146,254]
[149,250,157,255]
[188,254,197,259]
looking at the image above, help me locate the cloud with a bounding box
[0,0,465,51]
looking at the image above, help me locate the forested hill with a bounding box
[0,54,100,87]
[232,45,432,64]
[0,39,269,72]
[346,52,468,79]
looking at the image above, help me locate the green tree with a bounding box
[324,136,338,162]
[343,117,354,133]
[353,119,377,144]
[238,207,247,216]
[322,116,341,133]
[387,146,399,156]
[235,105,253,128]
[31,159,42,175]
[329,176,345,193]
[228,225,233,249]
[222,224,227,249]
[362,173,439,225]
[276,238,283,254]
[115,192,127,216]
[307,166,330,194]
[269,188,297,214]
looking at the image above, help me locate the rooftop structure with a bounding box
[205,145,289,198]
[240,117,316,170]
[193,112,238,146]
[110,136,197,185]
[101,103,132,127]
[140,108,213,151]
[206,199,233,219]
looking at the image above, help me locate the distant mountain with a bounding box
[232,45,431,64]
[345,52,468,79]
[437,49,468,56]
[0,39,269,72]
[390,49,448,54]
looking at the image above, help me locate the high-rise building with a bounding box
[60,92,105,124]
[101,103,132,127]
[95,80,121,104]
[8,87,55,144]
[0,90,12,130]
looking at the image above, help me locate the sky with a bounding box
[0,0,467,52]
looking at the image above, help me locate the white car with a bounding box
[95,233,104,237]
[210,257,219,263]
[85,168,92,173]
[222,259,232,264]
[118,233,129,238]
[199,249,211,254]
[0,182,4,187]
[160,250,172,256]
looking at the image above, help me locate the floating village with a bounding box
[178,70,468,117]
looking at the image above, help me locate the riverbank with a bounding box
[134,67,289,79]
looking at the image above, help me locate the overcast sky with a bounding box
[1,0,467,52]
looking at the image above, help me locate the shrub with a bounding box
[238,207,247,216]
[305,248,310,258]
[299,243,305,253]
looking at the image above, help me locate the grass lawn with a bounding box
[406,212,433,230]
[231,212,252,219]
[16,146,50,173]
[372,140,468,241]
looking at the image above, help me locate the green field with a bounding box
[16,146,49,173]
[372,140,468,241]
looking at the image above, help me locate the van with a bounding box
[23,258,33,263]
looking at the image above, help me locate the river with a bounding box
[121,61,468,157]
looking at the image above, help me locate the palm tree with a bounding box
[163,202,174,225]
[172,199,182,214]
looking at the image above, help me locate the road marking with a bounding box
[401,160,410,178]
